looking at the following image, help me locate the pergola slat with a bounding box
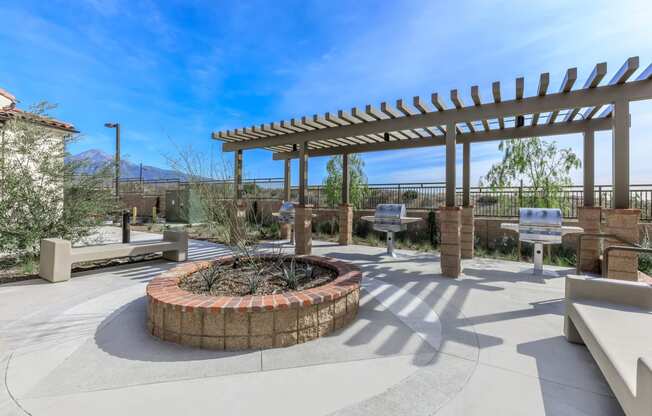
[289,119,329,149]
[599,57,640,118]
[244,127,268,138]
[380,102,401,118]
[271,117,612,159]
[213,65,652,151]
[636,63,652,81]
[566,62,607,122]
[301,116,346,146]
[365,104,385,121]
[324,113,375,144]
[424,94,447,134]
[337,110,359,125]
[385,100,423,137]
[451,89,475,132]
[515,77,525,127]
[471,86,490,131]
[396,99,414,116]
[492,81,505,129]
[351,107,373,122]
[253,125,276,137]
[548,67,577,124]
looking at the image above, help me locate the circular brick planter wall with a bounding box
[146,255,362,350]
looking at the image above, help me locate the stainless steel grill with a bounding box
[277,201,295,224]
[501,208,582,276]
[273,201,296,244]
[361,204,422,257]
[518,208,563,244]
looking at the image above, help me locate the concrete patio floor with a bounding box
[0,230,623,415]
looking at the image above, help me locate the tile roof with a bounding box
[0,107,78,133]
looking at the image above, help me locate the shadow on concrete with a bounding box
[518,336,623,415]
[93,296,252,362]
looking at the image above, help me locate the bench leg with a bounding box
[564,315,584,345]
[39,239,72,283]
[635,358,652,415]
[162,230,188,262]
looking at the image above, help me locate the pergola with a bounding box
[212,56,652,277]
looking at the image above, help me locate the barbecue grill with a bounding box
[273,201,297,244]
[273,202,316,245]
[501,208,583,275]
[361,204,422,257]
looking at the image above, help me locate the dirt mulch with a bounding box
[179,257,337,297]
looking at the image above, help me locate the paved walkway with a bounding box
[0,230,623,415]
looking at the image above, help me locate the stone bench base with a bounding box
[39,230,188,283]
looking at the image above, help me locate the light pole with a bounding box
[104,122,120,199]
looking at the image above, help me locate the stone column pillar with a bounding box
[339,204,353,245]
[280,159,292,240]
[602,208,640,280]
[460,206,474,259]
[440,206,462,277]
[295,204,313,255]
[577,206,601,273]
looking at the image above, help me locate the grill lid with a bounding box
[519,208,562,227]
[374,204,406,220]
[278,201,295,223]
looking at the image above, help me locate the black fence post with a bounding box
[122,210,131,243]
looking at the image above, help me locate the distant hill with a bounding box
[67,149,188,181]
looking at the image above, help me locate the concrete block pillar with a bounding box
[602,208,640,281]
[460,206,474,259]
[338,204,353,245]
[440,206,462,277]
[577,206,602,273]
[295,204,313,255]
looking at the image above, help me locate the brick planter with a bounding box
[146,255,362,350]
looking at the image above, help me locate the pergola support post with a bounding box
[603,99,640,280]
[230,149,246,245]
[461,142,474,259]
[578,129,601,273]
[280,159,292,240]
[295,142,312,255]
[339,153,353,245]
[441,124,462,277]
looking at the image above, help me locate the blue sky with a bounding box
[2,0,652,185]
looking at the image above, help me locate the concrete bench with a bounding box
[565,275,652,416]
[39,230,188,283]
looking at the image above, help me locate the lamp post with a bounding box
[104,123,120,199]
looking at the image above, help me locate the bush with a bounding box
[0,103,116,260]
[401,190,418,204]
[494,235,518,257]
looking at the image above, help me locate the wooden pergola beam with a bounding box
[222,78,652,152]
[271,117,611,160]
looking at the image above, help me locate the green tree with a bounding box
[481,137,581,209]
[323,154,368,208]
[0,102,116,260]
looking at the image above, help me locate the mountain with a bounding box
[67,149,188,181]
